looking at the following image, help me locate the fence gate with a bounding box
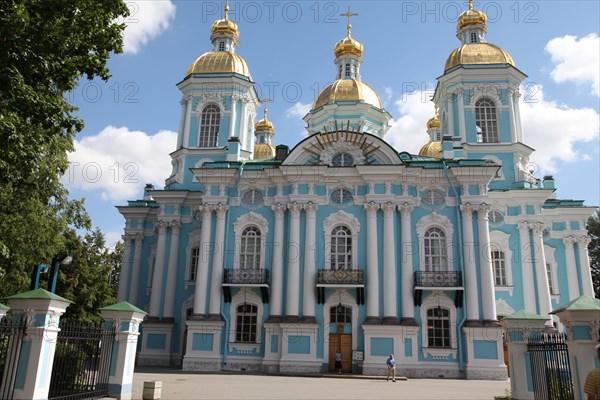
[48,321,115,400]
[527,332,574,400]
[0,316,27,400]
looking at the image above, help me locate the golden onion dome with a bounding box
[334,36,364,58]
[255,116,274,132]
[427,116,440,129]
[254,143,276,159]
[185,52,250,77]
[313,79,382,110]
[418,141,442,158]
[211,18,239,38]
[444,43,515,71]
[457,8,487,30]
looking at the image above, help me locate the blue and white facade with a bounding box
[117,4,596,379]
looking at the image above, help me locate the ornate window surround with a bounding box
[490,230,514,295]
[319,142,365,166]
[146,244,157,295]
[322,289,358,363]
[482,155,505,180]
[544,245,559,300]
[184,228,202,287]
[323,211,360,270]
[233,212,269,269]
[416,213,454,272]
[420,292,458,359]
[228,288,263,354]
[195,99,224,148]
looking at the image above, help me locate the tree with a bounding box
[0,0,129,298]
[587,209,600,298]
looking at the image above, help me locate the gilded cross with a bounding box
[340,5,358,37]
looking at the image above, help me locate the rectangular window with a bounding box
[427,308,451,348]
[492,250,507,286]
[189,247,199,281]
[236,304,258,343]
[546,263,556,295]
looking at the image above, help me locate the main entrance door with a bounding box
[329,333,352,373]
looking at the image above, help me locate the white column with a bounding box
[177,98,186,148]
[399,203,416,324]
[518,222,536,312]
[163,220,181,320]
[382,202,398,324]
[117,234,133,302]
[577,237,594,296]
[508,90,517,143]
[193,205,213,316]
[208,204,228,318]
[515,91,523,142]
[269,204,286,320]
[564,237,579,299]
[128,234,144,305]
[302,202,318,321]
[457,90,466,142]
[149,221,169,318]
[286,202,302,321]
[364,202,380,323]
[239,100,248,140]
[477,204,497,323]
[448,95,455,137]
[531,222,553,324]
[182,94,193,147]
[460,204,480,323]
[229,96,237,138]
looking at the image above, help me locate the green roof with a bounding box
[5,288,72,303]
[551,296,600,314]
[0,303,9,311]
[504,310,549,320]
[99,301,147,314]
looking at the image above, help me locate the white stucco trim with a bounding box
[420,292,458,359]
[233,212,269,269]
[489,230,514,288]
[229,288,263,353]
[323,210,361,270]
[544,245,559,298]
[416,213,454,271]
[323,289,359,363]
[184,228,202,286]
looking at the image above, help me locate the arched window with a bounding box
[492,250,507,286]
[332,153,355,167]
[330,189,353,204]
[475,98,498,143]
[235,303,258,343]
[427,307,451,348]
[424,228,447,271]
[330,304,352,324]
[345,63,351,78]
[240,226,261,270]
[199,104,220,147]
[331,226,352,270]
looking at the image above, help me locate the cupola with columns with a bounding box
[418,106,442,159]
[253,107,276,159]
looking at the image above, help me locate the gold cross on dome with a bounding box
[468,0,473,10]
[260,97,272,118]
[341,5,358,37]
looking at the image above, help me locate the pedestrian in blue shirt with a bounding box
[386,354,396,382]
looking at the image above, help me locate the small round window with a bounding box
[331,153,355,167]
[242,189,264,205]
[421,189,445,206]
[330,189,353,204]
[488,210,504,224]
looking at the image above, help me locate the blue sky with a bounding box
[63,1,600,247]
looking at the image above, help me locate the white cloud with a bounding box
[286,102,311,119]
[122,1,177,54]
[104,231,123,250]
[386,89,436,154]
[545,33,600,96]
[520,86,599,173]
[65,126,177,201]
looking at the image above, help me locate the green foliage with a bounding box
[0,0,129,298]
[587,209,600,299]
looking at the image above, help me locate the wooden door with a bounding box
[329,334,352,373]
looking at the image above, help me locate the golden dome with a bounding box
[427,116,440,129]
[255,116,274,132]
[185,52,250,77]
[254,143,276,159]
[457,8,487,30]
[313,79,382,110]
[445,43,515,71]
[334,36,364,58]
[211,18,239,38]
[418,141,442,158]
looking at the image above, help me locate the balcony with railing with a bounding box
[316,269,364,305]
[222,268,270,303]
[413,271,463,308]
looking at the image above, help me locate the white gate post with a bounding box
[0,303,8,319]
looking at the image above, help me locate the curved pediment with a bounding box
[282,122,403,166]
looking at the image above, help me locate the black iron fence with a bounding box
[527,332,574,400]
[0,316,27,400]
[414,271,462,287]
[48,321,115,400]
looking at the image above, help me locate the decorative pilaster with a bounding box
[576,237,594,296]
[229,95,238,138]
[460,204,480,324]
[364,202,380,324]
[208,204,228,319]
[177,98,186,148]
[399,203,416,325]
[285,202,302,321]
[163,220,181,320]
[128,234,144,306]
[507,89,517,143]
[268,203,286,321]
[193,205,213,317]
[183,94,193,147]
[564,237,579,299]
[117,234,133,302]
[382,202,398,325]
[531,222,552,325]
[476,204,497,324]
[302,202,318,322]
[456,89,466,142]
[149,221,169,318]
[517,222,536,312]
[239,99,248,140]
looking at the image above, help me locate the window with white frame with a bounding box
[330,188,353,204]
[332,152,355,167]
[546,263,556,295]
[424,227,447,271]
[199,104,220,147]
[218,41,225,51]
[492,250,507,286]
[475,98,499,143]
[235,303,258,343]
[345,63,350,78]
[427,307,451,348]
[470,32,477,43]
[331,226,352,270]
[421,189,445,206]
[189,246,199,281]
[241,189,264,205]
[240,226,261,270]
[420,293,457,358]
[330,304,352,324]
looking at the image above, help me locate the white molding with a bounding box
[420,292,458,359]
[233,212,269,269]
[481,155,505,181]
[319,142,366,166]
[323,211,361,270]
[229,288,263,348]
[323,289,359,362]
[544,245,559,297]
[495,298,515,317]
[416,213,454,271]
[489,230,514,288]
[184,228,202,287]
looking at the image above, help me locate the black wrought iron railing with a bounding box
[317,269,364,285]
[527,332,574,400]
[223,268,270,285]
[0,316,27,400]
[414,271,462,287]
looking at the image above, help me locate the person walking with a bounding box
[386,354,396,382]
[584,344,600,400]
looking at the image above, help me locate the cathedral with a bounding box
[117,1,596,379]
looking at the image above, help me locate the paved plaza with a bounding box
[130,368,511,400]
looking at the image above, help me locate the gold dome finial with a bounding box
[255,98,275,132]
[334,6,363,58]
[211,0,239,40]
[341,5,358,38]
[224,0,230,20]
[457,0,487,30]
[468,0,474,10]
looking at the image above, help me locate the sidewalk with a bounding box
[129,367,511,400]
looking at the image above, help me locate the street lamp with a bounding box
[30,255,72,293]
